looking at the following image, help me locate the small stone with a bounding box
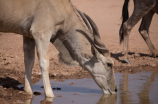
[69,82,74,86]
[151,64,156,67]
[4,62,10,65]
[57,95,62,97]
[33,91,42,95]
[19,91,25,94]
[57,87,61,90]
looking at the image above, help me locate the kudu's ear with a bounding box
[91,45,101,60]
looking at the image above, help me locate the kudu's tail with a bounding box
[119,0,129,44]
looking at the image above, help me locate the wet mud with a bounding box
[0,66,158,104]
[13,70,158,104]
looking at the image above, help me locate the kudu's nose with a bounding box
[115,87,118,92]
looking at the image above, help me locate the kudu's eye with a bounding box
[107,62,113,67]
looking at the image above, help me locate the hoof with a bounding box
[25,89,33,97]
[152,53,158,58]
[150,51,158,58]
[45,92,55,98]
[44,97,54,103]
[124,58,131,64]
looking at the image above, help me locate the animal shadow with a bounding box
[111,52,151,63]
[128,52,150,57]
[111,52,125,63]
[0,77,23,91]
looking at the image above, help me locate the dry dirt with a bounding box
[0,0,158,103]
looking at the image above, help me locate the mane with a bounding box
[69,1,92,34]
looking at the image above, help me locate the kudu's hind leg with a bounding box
[23,36,35,96]
[123,3,153,63]
[139,10,158,57]
[30,30,54,98]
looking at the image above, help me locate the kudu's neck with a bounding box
[52,0,94,67]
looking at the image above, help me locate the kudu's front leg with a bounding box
[31,30,54,98]
[23,36,35,96]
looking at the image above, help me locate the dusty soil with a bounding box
[0,0,158,103]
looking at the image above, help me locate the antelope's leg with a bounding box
[31,30,54,98]
[139,10,158,57]
[122,1,154,60]
[23,36,35,96]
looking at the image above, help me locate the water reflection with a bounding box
[138,70,157,104]
[117,70,158,104]
[20,70,158,104]
[120,72,130,104]
[24,98,32,104]
[24,95,116,104]
[96,95,117,104]
[24,97,54,104]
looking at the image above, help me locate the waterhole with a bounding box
[20,71,158,104]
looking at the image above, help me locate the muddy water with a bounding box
[20,71,158,104]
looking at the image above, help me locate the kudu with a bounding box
[0,0,116,97]
[119,0,158,63]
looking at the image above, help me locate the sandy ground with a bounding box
[0,0,158,103]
